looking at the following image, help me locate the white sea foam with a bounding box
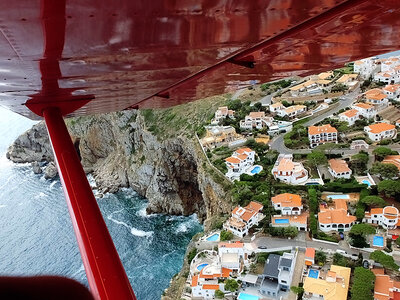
[0,204,7,208]
[107,214,153,237]
[49,181,57,189]
[34,192,46,199]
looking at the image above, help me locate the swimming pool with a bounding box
[373,236,384,247]
[197,263,208,271]
[250,165,263,175]
[275,219,289,224]
[206,233,219,241]
[238,293,259,300]
[362,180,372,187]
[308,269,319,279]
[327,194,350,200]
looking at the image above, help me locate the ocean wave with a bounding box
[49,181,57,189]
[107,214,153,238]
[0,204,7,208]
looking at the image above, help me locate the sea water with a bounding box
[0,107,202,299]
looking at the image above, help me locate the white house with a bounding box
[374,71,396,84]
[212,106,235,124]
[352,102,377,119]
[271,154,308,185]
[225,148,255,180]
[277,105,307,118]
[364,206,399,230]
[271,193,303,215]
[308,124,338,148]
[270,102,285,113]
[383,84,400,100]
[223,201,264,238]
[218,242,250,272]
[191,265,231,299]
[240,111,273,130]
[339,109,359,126]
[318,199,356,232]
[336,74,358,87]
[365,89,389,108]
[353,58,376,79]
[364,122,397,142]
[328,159,352,179]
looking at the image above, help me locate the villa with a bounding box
[336,74,358,87]
[303,265,351,300]
[365,88,389,108]
[225,148,255,180]
[353,58,376,79]
[304,248,315,266]
[191,265,232,299]
[270,102,285,113]
[223,201,264,238]
[240,111,273,130]
[277,105,307,118]
[259,252,296,297]
[318,199,356,232]
[218,242,250,272]
[364,206,399,230]
[339,109,359,125]
[271,193,303,215]
[364,122,397,142]
[383,155,400,171]
[350,139,369,150]
[200,126,245,149]
[328,159,352,179]
[271,154,308,185]
[372,269,400,300]
[212,106,235,124]
[383,84,400,100]
[308,124,338,148]
[352,102,377,119]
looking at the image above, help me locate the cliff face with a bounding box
[6,109,232,223]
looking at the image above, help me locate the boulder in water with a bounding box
[44,162,58,179]
[31,161,42,174]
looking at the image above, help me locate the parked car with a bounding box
[336,249,348,257]
[258,245,267,249]
[350,253,359,260]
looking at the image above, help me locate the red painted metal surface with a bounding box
[0,0,399,119]
[43,106,136,300]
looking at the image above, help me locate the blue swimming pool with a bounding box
[308,269,319,279]
[238,293,259,300]
[327,194,350,200]
[275,219,289,224]
[362,180,372,187]
[250,166,262,174]
[206,233,219,241]
[197,263,208,271]
[373,236,384,247]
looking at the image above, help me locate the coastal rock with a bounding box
[44,162,58,179]
[6,110,232,221]
[31,161,42,174]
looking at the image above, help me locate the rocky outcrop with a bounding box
[44,162,58,179]
[6,110,232,223]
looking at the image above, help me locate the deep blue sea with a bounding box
[0,107,202,300]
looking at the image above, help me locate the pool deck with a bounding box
[321,192,359,203]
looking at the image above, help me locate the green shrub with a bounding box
[220,230,233,241]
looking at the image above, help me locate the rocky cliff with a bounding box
[6,96,233,224]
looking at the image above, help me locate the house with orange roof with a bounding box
[240,111,273,130]
[269,102,285,113]
[277,104,307,118]
[353,57,376,78]
[374,71,396,85]
[352,102,377,119]
[318,199,356,232]
[308,124,338,148]
[364,206,399,230]
[364,122,397,142]
[305,248,315,266]
[212,106,235,124]
[383,155,400,172]
[271,193,303,215]
[201,125,245,149]
[271,154,308,185]
[223,201,264,238]
[191,264,232,299]
[328,159,352,179]
[336,74,358,86]
[339,108,360,126]
[364,88,389,109]
[225,148,255,180]
[383,84,400,100]
[372,269,400,300]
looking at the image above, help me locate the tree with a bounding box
[373,147,395,161]
[249,263,257,273]
[290,286,304,295]
[360,196,386,208]
[378,180,400,198]
[316,143,338,156]
[315,251,327,265]
[224,279,239,292]
[220,230,234,241]
[351,151,369,174]
[396,237,400,247]
[370,250,400,270]
[370,162,399,179]
[333,253,348,267]
[307,150,327,168]
[187,248,197,264]
[350,267,375,300]
[350,224,376,235]
[283,226,298,238]
[215,290,225,299]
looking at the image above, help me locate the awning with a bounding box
[242,274,259,284]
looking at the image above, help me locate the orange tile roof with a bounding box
[318,209,356,224]
[199,267,232,279]
[354,60,363,65]
[354,102,373,109]
[236,154,248,161]
[329,159,351,174]
[308,124,337,135]
[277,158,295,172]
[272,213,308,225]
[245,201,263,212]
[384,84,400,93]
[284,105,306,114]
[271,193,302,207]
[382,155,400,171]
[366,123,396,134]
[219,242,244,248]
[202,284,220,290]
[305,247,315,259]
[249,111,265,118]
[375,274,394,300]
[340,109,358,118]
[241,210,257,222]
[367,92,387,101]
[372,268,385,275]
[371,208,384,215]
[366,88,383,96]
[236,147,253,154]
[225,157,240,164]
[394,281,400,289]
[383,206,398,217]
[334,199,348,211]
[271,102,283,108]
[192,275,199,287]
